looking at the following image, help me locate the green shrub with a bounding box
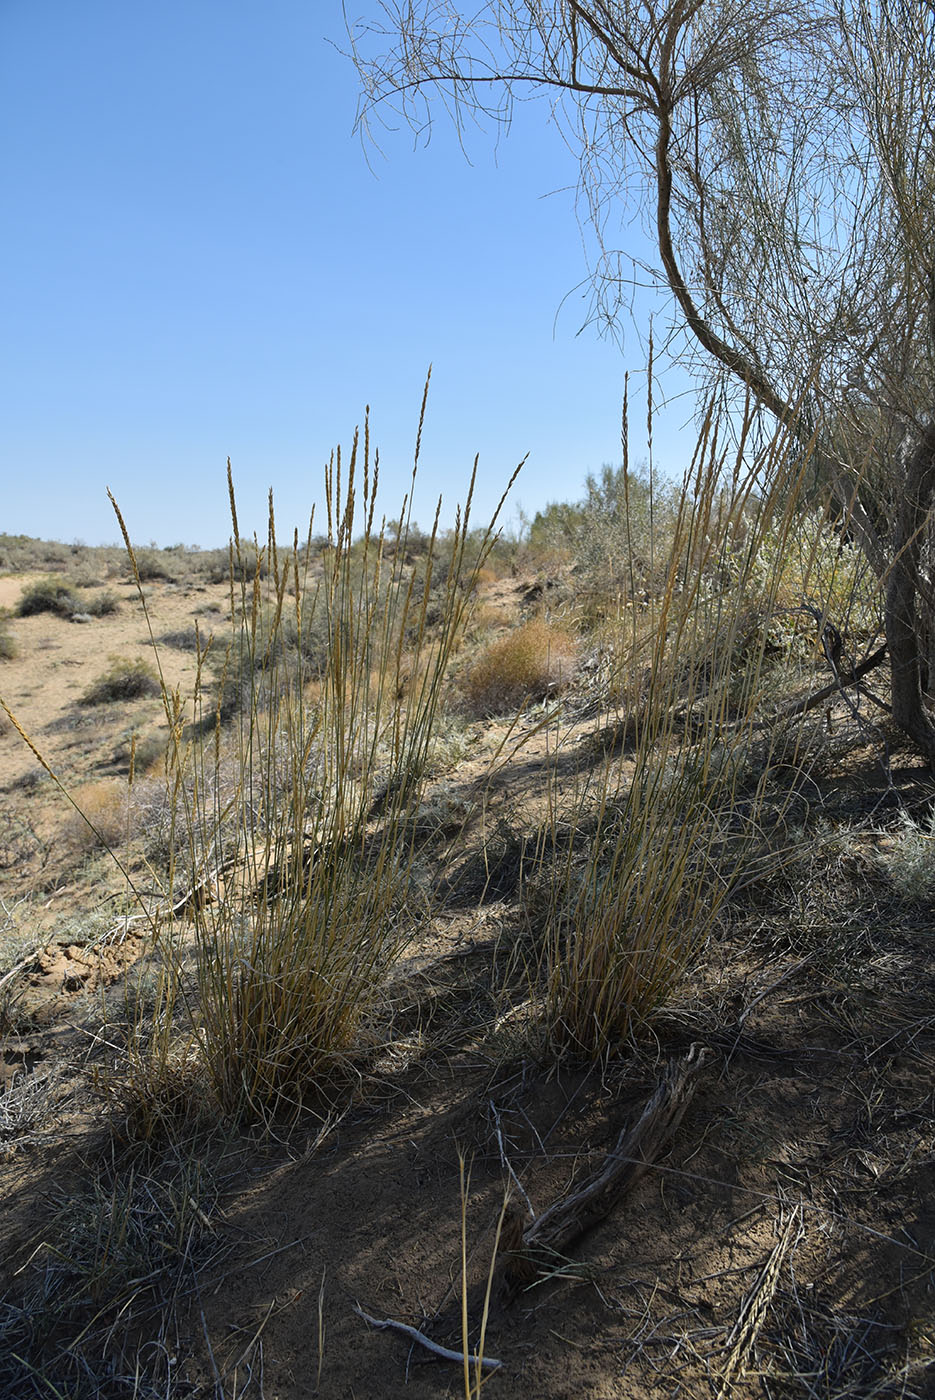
[0,620,17,660]
[16,577,81,617]
[80,657,161,705]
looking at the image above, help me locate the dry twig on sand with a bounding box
[353,1304,503,1371]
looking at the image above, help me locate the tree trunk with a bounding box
[885,424,935,767]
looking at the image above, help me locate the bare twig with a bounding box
[489,1099,536,1219]
[353,1303,503,1371]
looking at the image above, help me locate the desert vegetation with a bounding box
[2,387,934,1398]
[2,0,935,1390]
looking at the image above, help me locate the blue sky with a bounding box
[1,1,696,548]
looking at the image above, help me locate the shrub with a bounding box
[156,627,204,651]
[464,620,578,716]
[83,589,120,616]
[130,549,175,582]
[530,464,682,621]
[16,577,80,617]
[80,657,161,705]
[201,544,269,584]
[0,620,17,660]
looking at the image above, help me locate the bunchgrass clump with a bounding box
[108,388,520,1125]
[534,402,826,1056]
[464,619,578,716]
[79,657,162,705]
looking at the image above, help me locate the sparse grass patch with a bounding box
[463,619,578,716]
[79,656,161,706]
[0,1137,231,1399]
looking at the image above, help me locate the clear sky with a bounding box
[1,0,697,549]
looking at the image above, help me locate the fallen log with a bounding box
[501,1044,710,1298]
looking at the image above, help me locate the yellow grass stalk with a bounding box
[539,400,828,1055]
[125,396,521,1123]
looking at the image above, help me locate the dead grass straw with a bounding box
[116,395,521,1126]
[537,399,830,1055]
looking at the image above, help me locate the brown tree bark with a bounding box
[885,424,935,765]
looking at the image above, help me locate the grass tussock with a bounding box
[533,402,828,1056]
[109,394,521,1126]
[463,618,578,716]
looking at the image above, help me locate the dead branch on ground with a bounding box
[501,1044,711,1299]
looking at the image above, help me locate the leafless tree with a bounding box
[350,0,935,760]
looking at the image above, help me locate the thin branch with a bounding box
[353,1304,503,1371]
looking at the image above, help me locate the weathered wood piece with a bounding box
[501,1044,710,1296]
